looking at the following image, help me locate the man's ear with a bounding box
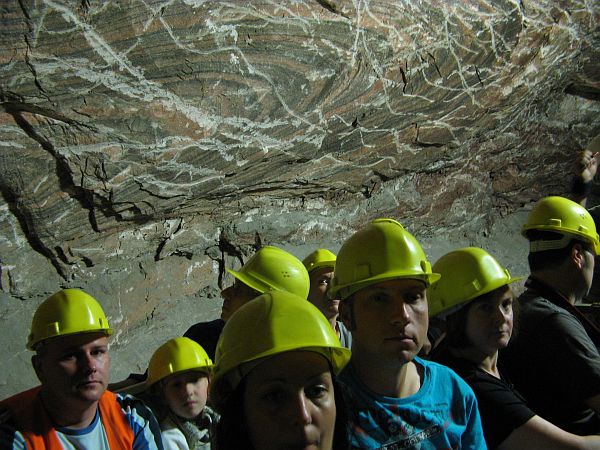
[571,243,586,269]
[31,354,44,383]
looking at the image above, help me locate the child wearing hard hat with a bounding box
[145,337,218,450]
[210,290,352,450]
[330,219,486,449]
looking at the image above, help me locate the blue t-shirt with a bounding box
[339,357,487,449]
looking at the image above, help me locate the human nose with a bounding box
[288,394,312,426]
[80,353,97,374]
[389,299,410,325]
[184,383,195,397]
[493,305,509,325]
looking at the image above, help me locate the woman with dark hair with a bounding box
[210,290,352,450]
[429,247,600,450]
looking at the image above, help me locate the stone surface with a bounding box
[0,0,599,398]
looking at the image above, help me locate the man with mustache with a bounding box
[330,219,486,449]
[0,289,163,450]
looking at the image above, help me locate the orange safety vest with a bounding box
[0,386,134,449]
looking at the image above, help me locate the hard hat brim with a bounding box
[226,268,270,294]
[431,275,524,318]
[332,271,441,300]
[27,328,113,351]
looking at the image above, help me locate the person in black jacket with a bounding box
[501,196,600,436]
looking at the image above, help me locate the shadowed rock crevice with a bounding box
[0,179,68,278]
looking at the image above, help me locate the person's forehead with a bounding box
[310,266,334,279]
[477,285,513,304]
[247,351,331,384]
[363,278,426,292]
[164,370,209,384]
[41,332,109,353]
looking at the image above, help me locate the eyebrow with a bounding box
[260,371,331,384]
[58,343,108,353]
[368,285,425,294]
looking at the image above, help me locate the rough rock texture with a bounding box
[0,0,598,397]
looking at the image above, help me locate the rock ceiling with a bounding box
[1,0,599,291]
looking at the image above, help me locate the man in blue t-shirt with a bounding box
[329,219,486,449]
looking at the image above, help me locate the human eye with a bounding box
[370,292,390,303]
[305,383,330,400]
[261,388,286,405]
[60,352,77,362]
[501,298,513,312]
[476,299,493,310]
[91,347,107,357]
[191,374,206,384]
[319,277,329,286]
[405,290,424,304]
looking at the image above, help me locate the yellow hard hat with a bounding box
[329,218,440,300]
[522,196,600,255]
[227,246,310,298]
[303,249,337,272]
[428,247,523,317]
[147,337,213,386]
[27,288,112,350]
[211,290,351,410]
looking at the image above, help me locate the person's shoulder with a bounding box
[416,356,456,374]
[114,392,157,420]
[0,408,25,450]
[420,358,460,379]
[541,309,600,352]
[158,415,178,432]
[518,293,567,319]
[184,319,224,334]
[202,405,219,423]
[160,424,187,449]
[523,297,587,332]
[588,204,600,216]
[0,405,15,433]
[183,319,225,340]
[113,392,163,449]
[431,352,478,380]
[0,387,41,441]
[336,364,372,408]
[337,321,352,349]
[0,399,14,422]
[418,358,476,394]
[115,391,147,407]
[0,388,40,412]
